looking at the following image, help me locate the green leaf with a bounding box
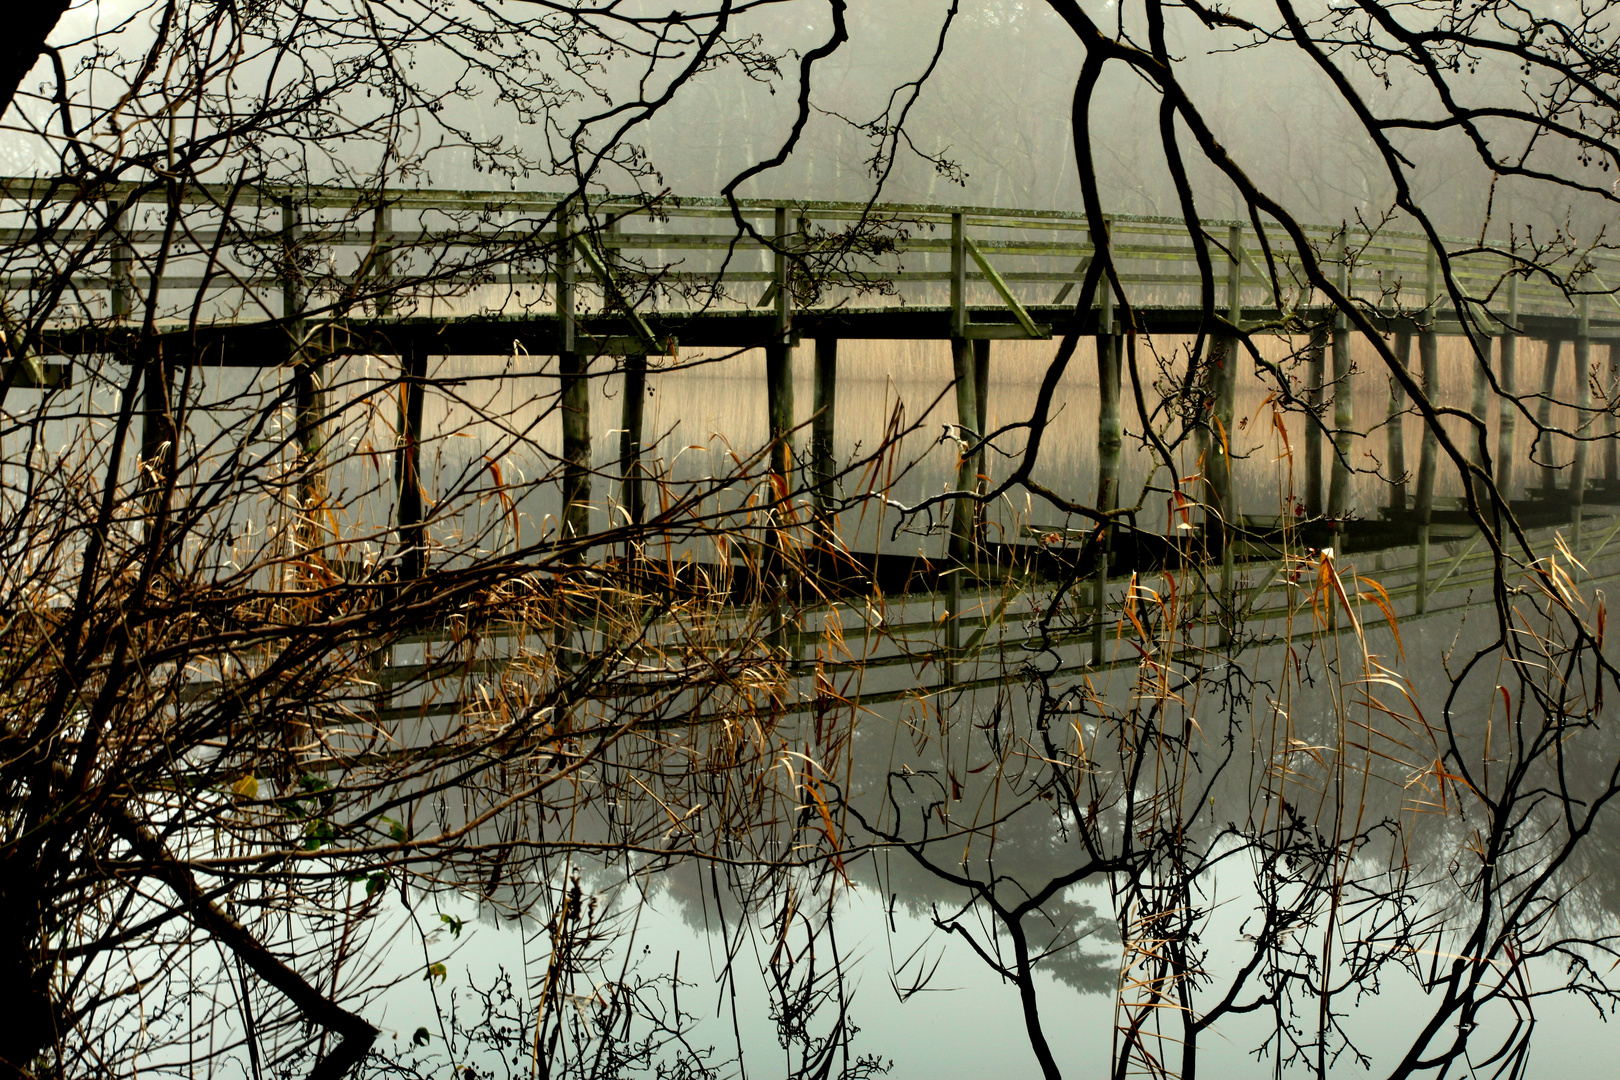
[412,1026,431,1047]
[424,962,447,983]
[366,871,389,897]
[439,913,464,939]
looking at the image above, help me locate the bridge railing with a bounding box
[0,178,1613,343]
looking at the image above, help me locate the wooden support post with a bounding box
[950,336,979,565]
[557,210,591,549]
[1415,245,1441,613]
[1216,223,1243,640]
[1386,330,1411,512]
[1094,240,1120,666]
[1304,324,1327,518]
[766,340,795,486]
[1468,326,1493,511]
[1535,340,1563,499]
[766,207,795,485]
[1573,297,1592,545]
[765,207,795,648]
[973,338,990,546]
[619,353,647,528]
[113,201,171,518]
[811,337,837,523]
[396,342,427,581]
[945,211,973,678]
[282,197,325,554]
[948,211,977,566]
[1497,277,1519,503]
[1327,237,1353,532]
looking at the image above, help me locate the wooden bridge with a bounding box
[4,178,1617,619]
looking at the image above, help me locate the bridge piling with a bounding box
[811,337,837,530]
[557,210,590,548]
[1094,237,1121,666]
[396,342,426,581]
[1415,245,1441,613]
[620,353,647,528]
[1095,262,1121,667]
[766,208,795,649]
[1216,223,1242,641]
[1386,330,1411,513]
[1327,237,1353,537]
[1536,340,1563,500]
[1468,324,1493,511]
[973,338,990,546]
[281,196,326,554]
[1497,277,1519,503]
[767,207,795,484]
[1304,324,1327,519]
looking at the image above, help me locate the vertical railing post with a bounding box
[1497,275,1519,503]
[557,206,591,550]
[109,201,134,321]
[1093,220,1120,666]
[373,203,394,317]
[1414,244,1441,613]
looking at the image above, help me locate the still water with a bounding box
[30,333,1612,1077]
[349,548,1620,1080]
